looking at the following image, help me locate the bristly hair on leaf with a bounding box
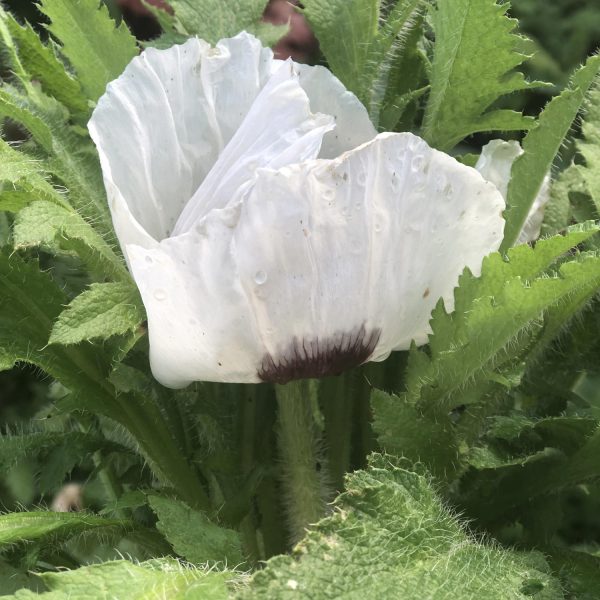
[422,0,543,151]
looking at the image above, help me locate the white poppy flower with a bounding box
[89,32,505,388]
[475,139,550,244]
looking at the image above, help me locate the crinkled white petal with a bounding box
[171,60,335,235]
[129,133,505,387]
[295,64,377,159]
[89,33,273,244]
[89,32,375,251]
[476,140,550,244]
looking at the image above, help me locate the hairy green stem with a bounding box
[322,374,353,492]
[276,379,327,544]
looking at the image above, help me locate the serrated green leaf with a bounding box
[501,55,600,251]
[1,13,87,116]
[40,0,138,102]
[167,0,278,46]
[423,0,537,151]
[0,430,132,493]
[419,226,600,413]
[0,89,53,152]
[302,0,424,124]
[0,139,66,210]
[49,282,144,346]
[0,511,130,549]
[371,389,462,478]
[148,495,244,567]
[243,454,561,599]
[13,201,127,281]
[5,558,234,599]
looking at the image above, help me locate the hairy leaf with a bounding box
[0,11,87,115]
[4,558,234,599]
[148,495,244,567]
[0,511,130,549]
[13,201,127,281]
[501,55,600,250]
[49,282,143,345]
[302,0,425,124]
[167,0,282,46]
[0,140,66,210]
[243,454,560,599]
[423,0,536,151]
[40,0,138,102]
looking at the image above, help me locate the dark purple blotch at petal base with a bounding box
[258,325,381,384]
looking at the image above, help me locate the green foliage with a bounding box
[243,454,561,599]
[0,511,130,549]
[12,202,127,281]
[151,0,286,48]
[148,495,244,567]
[5,559,236,599]
[422,0,537,151]
[39,0,138,102]
[302,0,425,126]
[0,0,599,595]
[373,225,600,479]
[501,55,600,251]
[49,282,144,345]
[0,11,87,116]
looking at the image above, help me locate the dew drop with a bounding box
[153,289,167,301]
[374,221,382,233]
[411,155,425,173]
[357,172,367,186]
[145,255,153,264]
[254,270,268,285]
[323,188,335,201]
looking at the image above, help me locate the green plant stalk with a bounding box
[322,374,353,492]
[276,379,327,544]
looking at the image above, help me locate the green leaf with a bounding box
[0,511,130,549]
[13,201,127,281]
[459,424,600,524]
[577,86,600,213]
[148,495,244,567]
[372,388,462,478]
[243,454,561,599]
[0,12,87,116]
[167,0,276,45]
[373,226,600,477]
[39,0,138,102]
[0,88,54,152]
[546,548,600,600]
[413,226,600,412]
[0,139,66,210]
[5,559,234,599]
[0,430,131,493]
[302,0,424,124]
[501,55,600,251]
[422,0,537,151]
[49,282,144,346]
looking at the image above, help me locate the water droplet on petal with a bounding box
[153,289,167,301]
[411,155,425,173]
[357,172,367,186]
[145,255,153,264]
[254,270,267,285]
[323,188,334,201]
[374,221,382,233]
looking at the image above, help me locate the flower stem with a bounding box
[275,379,328,544]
